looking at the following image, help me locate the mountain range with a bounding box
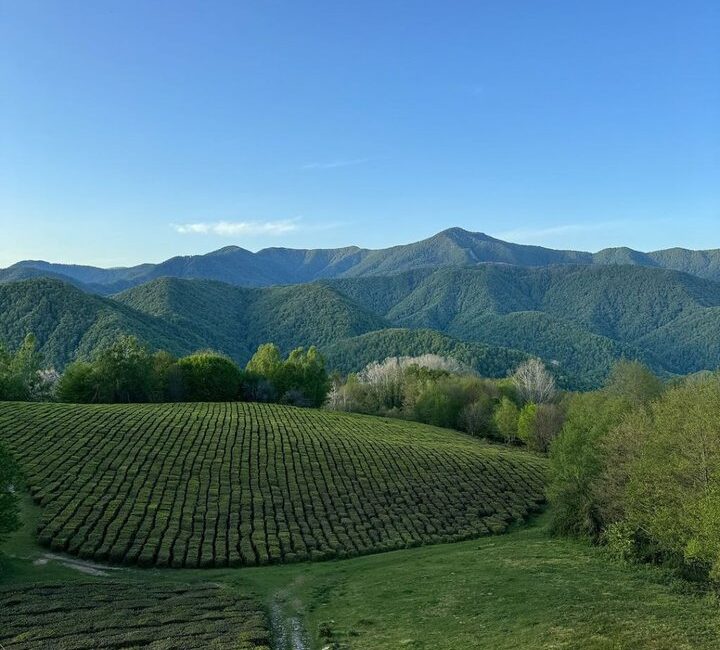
[3,227,720,293]
[1,244,720,389]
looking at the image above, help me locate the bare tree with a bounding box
[512,358,556,404]
[357,357,405,409]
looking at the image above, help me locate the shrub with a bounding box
[547,393,632,538]
[494,397,520,443]
[176,352,243,401]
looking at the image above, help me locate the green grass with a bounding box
[2,402,718,649]
[0,401,545,568]
[3,502,719,649]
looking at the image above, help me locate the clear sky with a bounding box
[1,1,718,267]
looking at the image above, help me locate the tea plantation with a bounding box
[0,582,271,649]
[0,402,545,569]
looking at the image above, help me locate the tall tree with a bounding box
[512,358,556,404]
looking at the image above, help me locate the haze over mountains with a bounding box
[3,227,720,293]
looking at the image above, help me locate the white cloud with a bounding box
[302,158,370,170]
[173,219,300,236]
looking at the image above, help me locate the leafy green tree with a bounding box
[275,346,330,407]
[152,351,183,402]
[610,376,720,578]
[604,360,664,406]
[246,343,283,379]
[93,335,155,403]
[494,397,520,443]
[517,403,538,445]
[56,335,154,403]
[547,392,632,538]
[0,342,12,400]
[176,352,243,402]
[459,393,495,437]
[0,442,20,543]
[56,361,98,403]
[0,334,43,401]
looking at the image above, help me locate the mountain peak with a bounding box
[3,227,720,293]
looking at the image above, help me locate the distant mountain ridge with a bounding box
[2,258,720,389]
[3,227,720,293]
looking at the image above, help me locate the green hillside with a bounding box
[2,261,720,388]
[327,264,720,379]
[0,278,204,369]
[323,328,530,378]
[0,401,546,568]
[116,277,388,359]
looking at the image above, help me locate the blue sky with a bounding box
[1,1,718,267]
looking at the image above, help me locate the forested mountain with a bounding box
[3,228,720,293]
[116,277,387,360]
[0,278,388,370]
[322,329,530,378]
[1,259,720,389]
[0,279,202,369]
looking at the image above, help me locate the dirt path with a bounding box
[269,584,312,650]
[33,552,122,577]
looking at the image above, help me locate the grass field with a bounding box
[0,401,545,568]
[2,502,719,650]
[2,402,719,649]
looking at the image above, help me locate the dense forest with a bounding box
[2,260,720,390]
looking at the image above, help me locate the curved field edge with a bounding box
[0,401,546,569]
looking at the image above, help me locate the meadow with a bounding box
[1,400,719,648]
[2,501,719,650]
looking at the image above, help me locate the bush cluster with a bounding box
[53,336,329,406]
[0,583,272,649]
[327,355,566,451]
[547,361,720,583]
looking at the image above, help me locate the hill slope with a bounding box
[323,328,530,378]
[3,259,720,388]
[115,277,388,360]
[0,401,547,568]
[3,227,720,291]
[0,278,205,369]
[325,264,720,381]
[0,277,390,369]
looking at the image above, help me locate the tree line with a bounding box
[0,334,330,407]
[327,355,566,452]
[547,361,720,583]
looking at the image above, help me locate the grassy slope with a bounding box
[2,502,719,649]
